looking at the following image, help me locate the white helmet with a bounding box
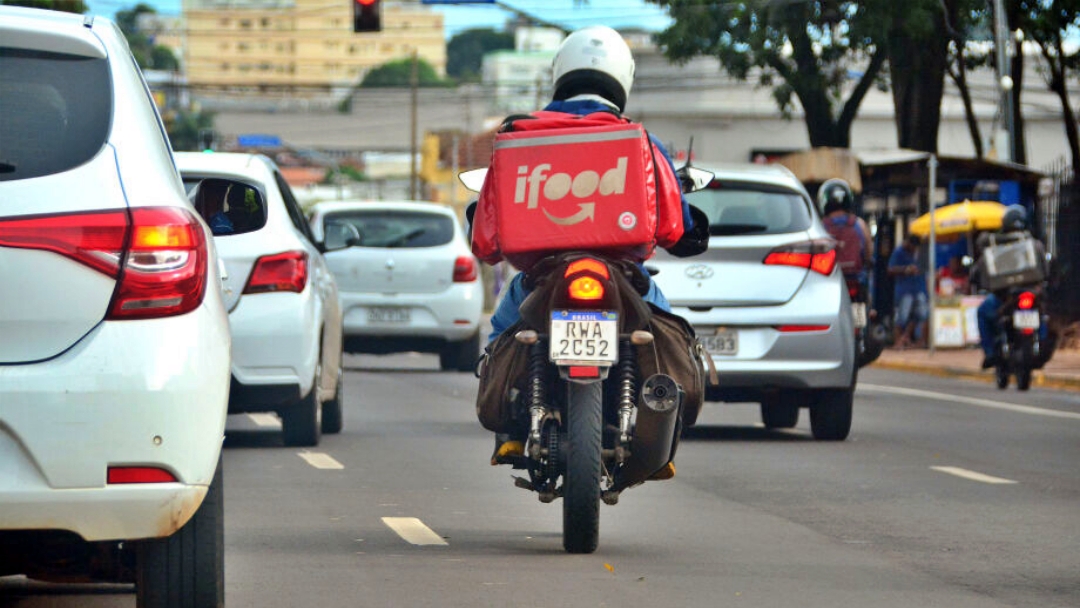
[552,25,635,112]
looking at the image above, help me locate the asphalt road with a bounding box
[3,358,1078,607]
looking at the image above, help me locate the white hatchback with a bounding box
[308,201,484,371]
[0,7,230,603]
[176,152,345,447]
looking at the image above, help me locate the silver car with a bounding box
[308,201,484,371]
[649,163,857,440]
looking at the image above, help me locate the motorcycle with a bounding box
[845,277,884,368]
[461,164,713,554]
[993,286,1049,391]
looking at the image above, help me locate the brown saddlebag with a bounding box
[635,305,716,428]
[475,321,531,434]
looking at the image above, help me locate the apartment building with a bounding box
[182,0,445,91]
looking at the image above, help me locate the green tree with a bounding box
[1,0,87,12]
[163,107,216,152]
[649,0,886,148]
[447,28,515,82]
[115,3,179,71]
[360,57,447,88]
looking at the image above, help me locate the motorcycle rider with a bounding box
[972,205,1050,369]
[476,25,710,466]
[818,179,872,285]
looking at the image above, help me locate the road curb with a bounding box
[870,359,1080,392]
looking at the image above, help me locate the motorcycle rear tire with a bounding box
[995,364,1009,390]
[563,381,602,554]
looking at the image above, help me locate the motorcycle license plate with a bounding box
[1013,310,1040,330]
[851,302,867,329]
[549,310,618,365]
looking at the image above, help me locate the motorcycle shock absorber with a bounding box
[526,340,548,458]
[616,337,636,462]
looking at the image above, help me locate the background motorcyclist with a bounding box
[483,25,709,344]
[972,205,1050,368]
[818,178,872,287]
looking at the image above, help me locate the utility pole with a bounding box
[410,47,419,200]
[992,0,1015,163]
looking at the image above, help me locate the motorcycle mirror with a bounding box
[459,168,488,193]
[683,167,714,193]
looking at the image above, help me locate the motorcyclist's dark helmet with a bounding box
[1002,205,1028,233]
[817,178,855,214]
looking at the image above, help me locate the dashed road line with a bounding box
[931,466,1018,485]
[859,384,1080,420]
[382,517,448,546]
[247,413,280,427]
[298,452,344,470]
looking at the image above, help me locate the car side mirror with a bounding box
[187,177,266,236]
[323,221,361,252]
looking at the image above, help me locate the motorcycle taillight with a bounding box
[564,257,611,305]
[1017,291,1036,310]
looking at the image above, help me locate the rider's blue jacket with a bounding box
[486,97,693,343]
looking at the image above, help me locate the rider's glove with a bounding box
[666,205,710,258]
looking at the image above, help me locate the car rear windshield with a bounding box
[0,48,111,182]
[323,210,454,248]
[689,181,813,236]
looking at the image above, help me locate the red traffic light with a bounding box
[353,0,381,32]
[356,0,376,5]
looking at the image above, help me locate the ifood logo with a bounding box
[513,157,628,225]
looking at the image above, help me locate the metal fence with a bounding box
[1042,159,1080,321]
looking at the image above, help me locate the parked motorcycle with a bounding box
[461,165,713,554]
[846,277,884,368]
[993,286,1049,391]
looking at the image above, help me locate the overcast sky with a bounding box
[81,0,673,39]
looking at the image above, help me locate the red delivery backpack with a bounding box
[471,111,685,270]
[824,213,866,275]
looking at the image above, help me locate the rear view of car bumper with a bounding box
[0,305,230,541]
[340,284,482,344]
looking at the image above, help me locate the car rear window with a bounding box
[689,181,813,236]
[323,210,454,248]
[0,48,111,182]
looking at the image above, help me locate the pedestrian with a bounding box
[888,234,928,349]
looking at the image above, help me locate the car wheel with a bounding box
[321,369,344,434]
[440,332,480,372]
[282,365,322,447]
[809,387,853,441]
[135,458,224,608]
[760,391,799,429]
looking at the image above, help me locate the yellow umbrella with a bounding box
[908,200,1008,239]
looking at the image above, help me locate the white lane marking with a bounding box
[931,466,1018,485]
[382,517,449,546]
[298,452,344,470]
[859,383,1080,420]
[247,413,280,427]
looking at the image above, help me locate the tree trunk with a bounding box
[888,18,949,153]
[948,61,984,158]
[1006,6,1027,165]
[1045,45,1080,181]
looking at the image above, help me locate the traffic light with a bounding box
[353,0,381,33]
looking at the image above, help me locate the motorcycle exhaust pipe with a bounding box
[612,374,681,492]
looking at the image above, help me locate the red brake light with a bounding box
[108,208,208,320]
[0,209,128,277]
[568,276,605,301]
[764,240,836,276]
[776,324,831,333]
[1017,291,1036,310]
[107,466,178,484]
[244,251,308,294]
[453,255,478,282]
[565,258,610,279]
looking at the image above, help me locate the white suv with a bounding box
[176,152,345,446]
[0,7,231,603]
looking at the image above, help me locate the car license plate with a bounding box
[702,329,738,356]
[1013,310,1040,330]
[368,307,410,324]
[549,310,618,364]
[851,302,867,329]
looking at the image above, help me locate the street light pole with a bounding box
[992,0,1015,163]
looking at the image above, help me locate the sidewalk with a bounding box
[871,345,1080,391]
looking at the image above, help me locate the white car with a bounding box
[0,7,230,603]
[175,152,345,447]
[308,201,484,371]
[649,163,857,440]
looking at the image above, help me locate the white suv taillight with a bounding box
[0,207,208,320]
[108,207,208,319]
[244,251,308,294]
[453,255,478,282]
